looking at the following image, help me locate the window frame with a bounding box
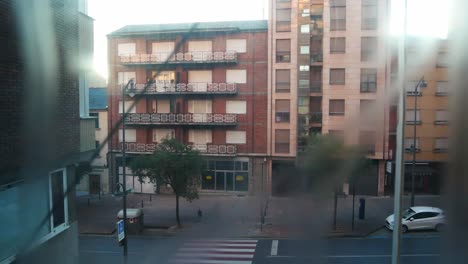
[330,37,346,53]
[360,68,377,92]
[226,100,247,114]
[330,68,346,85]
[329,99,345,116]
[226,131,247,144]
[48,168,69,233]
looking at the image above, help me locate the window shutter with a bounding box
[226,131,246,144]
[226,100,247,114]
[188,41,212,52]
[119,129,136,142]
[118,72,136,85]
[118,43,136,56]
[157,100,170,113]
[436,110,449,121]
[118,100,136,113]
[226,69,247,84]
[276,100,290,112]
[226,39,247,53]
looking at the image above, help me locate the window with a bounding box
[311,4,323,16]
[150,99,171,113]
[406,110,421,124]
[359,131,376,155]
[119,129,136,142]
[362,0,378,30]
[276,8,291,32]
[276,39,291,62]
[226,39,247,53]
[300,65,310,71]
[49,169,68,230]
[275,129,290,153]
[118,72,136,85]
[275,100,290,122]
[226,100,247,114]
[435,110,449,124]
[89,112,99,128]
[152,129,175,143]
[188,70,212,91]
[189,130,212,145]
[300,24,310,33]
[152,42,175,61]
[436,52,448,67]
[329,130,344,141]
[118,100,136,113]
[405,138,420,152]
[361,37,377,61]
[361,68,377,92]
[117,43,136,56]
[95,140,100,149]
[302,8,310,17]
[226,131,247,144]
[188,41,212,52]
[330,0,346,31]
[276,69,290,92]
[330,69,345,85]
[329,99,345,115]
[188,100,212,114]
[300,45,310,54]
[406,80,423,96]
[226,69,247,84]
[360,100,377,125]
[434,138,448,152]
[436,81,448,95]
[330,37,345,53]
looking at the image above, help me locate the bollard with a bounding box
[141,200,144,208]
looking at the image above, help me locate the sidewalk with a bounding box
[76,193,263,237]
[258,194,441,238]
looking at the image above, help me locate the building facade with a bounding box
[385,38,449,195]
[269,0,390,195]
[107,21,269,195]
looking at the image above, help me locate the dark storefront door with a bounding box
[215,171,225,190]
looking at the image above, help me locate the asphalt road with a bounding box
[79,233,442,264]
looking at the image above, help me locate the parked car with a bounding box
[386,206,445,233]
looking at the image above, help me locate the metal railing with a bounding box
[310,112,322,123]
[310,52,323,63]
[126,82,237,95]
[120,51,237,64]
[124,113,237,125]
[310,81,322,93]
[118,143,236,155]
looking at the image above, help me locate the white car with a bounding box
[386,206,445,233]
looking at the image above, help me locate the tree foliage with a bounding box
[129,138,204,226]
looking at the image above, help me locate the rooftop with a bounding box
[109,20,268,36]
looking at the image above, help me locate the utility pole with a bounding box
[391,0,407,263]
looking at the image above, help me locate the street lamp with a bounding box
[410,77,427,207]
[120,79,135,258]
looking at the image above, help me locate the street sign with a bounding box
[117,220,125,242]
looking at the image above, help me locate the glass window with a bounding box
[362,0,378,30]
[436,81,449,95]
[242,162,249,171]
[435,138,448,150]
[406,110,421,123]
[330,68,345,85]
[276,8,291,32]
[300,65,309,71]
[50,169,68,229]
[330,37,345,53]
[152,129,175,143]
[275,99,290,123]
[226,100,247,114]
[300,45,310,54]
[435,110,449,123]
[118,100,136,114]
[119,129,136,142]
[403,208,416,219]
[226,131,246,144]
[405,138,420,151]
[276,69,290,92]
[359,131,376,155]
[275,129,290,153]
[216,161,234,170]
[226,39,247,53]
[300,24,310,33]
[330,5,346,31]
[235,161,242,171]
[361,37,378,61]
[89,112,99,128]
[329,99,345,115]
[226,69,247,84]
[276,39,291,62]
[117,43,136,56]
[360,68,377,92]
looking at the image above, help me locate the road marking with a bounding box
[79,250,141,255]
[169,239,258,264]
[267,253,440,259]
[270,240,278,256]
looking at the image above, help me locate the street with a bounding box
[79,232,442,264]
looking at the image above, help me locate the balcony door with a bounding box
[152,71,175,92]
[188,70,212,92]
[189,129,212,152]
[188,100,212,122]
[152,42,175,62]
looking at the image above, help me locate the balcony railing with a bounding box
[124,113,237,126]
[120,51,237,65]
[310,52,323,63]
[118,142,236,155]
[126,82,237,95]
[310,112,322,123]
[310,81,322,93]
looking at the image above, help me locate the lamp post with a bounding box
[120,79,134,258]
[410,77,427,207]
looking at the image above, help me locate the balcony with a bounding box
[124,113,237,126]
[119,142,236,155]
[126,82,237,96]
[309,112,322,124]
[310,81,322,93]
[120,51,238,65]
[310,52,323,64]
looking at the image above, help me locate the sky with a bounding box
[88,0,450,80]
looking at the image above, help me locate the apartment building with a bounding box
[385,38,449,195]
[107,21,268,195]
[269,0,390,195]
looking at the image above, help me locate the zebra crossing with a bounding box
[169,239,258,264]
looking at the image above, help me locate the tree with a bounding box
[130,138,204,227]
[302,134,369,230]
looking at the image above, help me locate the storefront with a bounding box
[201,159,249,192]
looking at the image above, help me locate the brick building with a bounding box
[268,0,391,195]
[107,21,269,194]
